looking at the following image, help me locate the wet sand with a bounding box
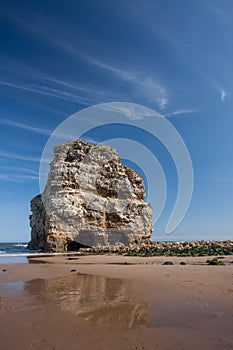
[0,254,233,350]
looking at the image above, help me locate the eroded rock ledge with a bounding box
[29,140,152,252]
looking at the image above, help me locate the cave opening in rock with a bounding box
[67,240,90,251]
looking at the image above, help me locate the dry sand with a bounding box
[0,254,233,350]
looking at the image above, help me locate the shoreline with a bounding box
[0,255,233,349]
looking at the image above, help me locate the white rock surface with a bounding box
[29,140,153,252]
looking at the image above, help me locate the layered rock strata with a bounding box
[29,140,153,252]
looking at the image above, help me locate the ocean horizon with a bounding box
[0,242,41,264]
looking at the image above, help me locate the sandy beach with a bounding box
[0,254,233,350]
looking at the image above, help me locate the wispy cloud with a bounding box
[0,173,39,182]
[212,5,232,23]
[44,78,93,93]
[0,165,38,175]
[16,174,39,180]
[164,108,198,117]
[0,150,42,163]
[0,80,84,104]
[0,75,124,107]
[0,119,52,135]
[206,77,231,103]
[220,88,230,102]
[0,117,76,140]
[88,59,168,109]
[0,164,39,182]
[0,11,169,110]
[97,103,160,120]
[44,77,123,103]
[8,93,68,117]
[0,117,88,141]
[0,67,168,111]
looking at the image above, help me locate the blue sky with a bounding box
[0,0,232,242]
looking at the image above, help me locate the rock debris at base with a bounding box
[80,239,233,257]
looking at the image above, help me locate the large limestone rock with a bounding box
[29,140,152,252]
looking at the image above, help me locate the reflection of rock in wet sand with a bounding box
[25,273,150,329]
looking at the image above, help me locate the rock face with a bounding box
[29,140,153,252]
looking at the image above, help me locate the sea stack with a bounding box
[28,140,153,252]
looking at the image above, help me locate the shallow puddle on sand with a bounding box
[25,273,150,329]
[23,272,233,344]
[1,272,232,349]
[1,281,25,296]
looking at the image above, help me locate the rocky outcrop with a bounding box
[81,239,233,257]
[29,140,152,252]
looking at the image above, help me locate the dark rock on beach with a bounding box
[163,261,173,265]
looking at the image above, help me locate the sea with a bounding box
[0,242,41,264]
